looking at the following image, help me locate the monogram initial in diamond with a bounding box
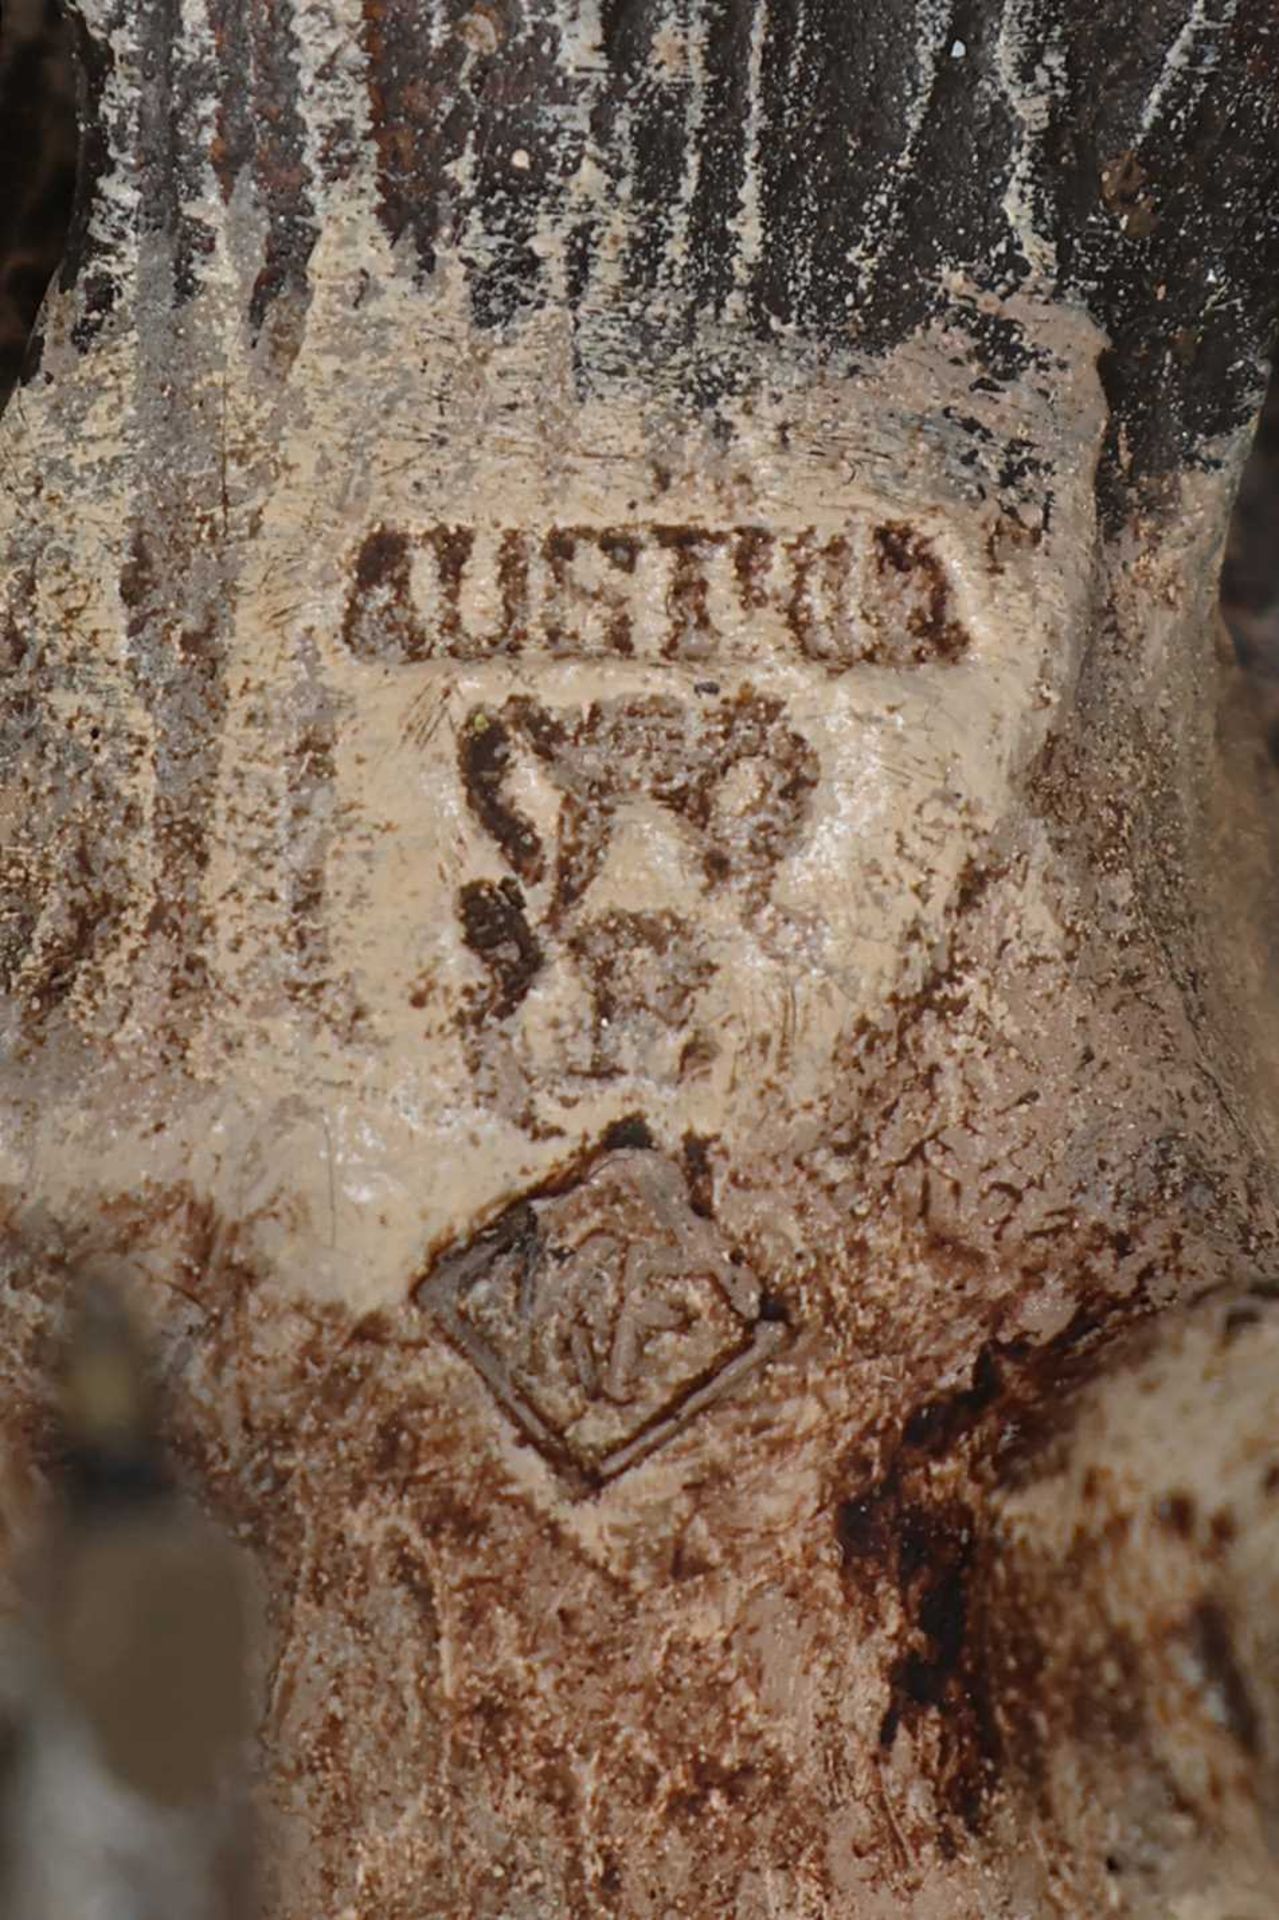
[418,1144,788,1488]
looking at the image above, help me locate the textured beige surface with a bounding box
[984,1289,1279,1918]
[2,252,1106,1311]
[0,1,1277,1914]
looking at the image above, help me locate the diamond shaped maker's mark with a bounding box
[417,1135,789,1489]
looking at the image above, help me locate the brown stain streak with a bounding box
[119,528,229,1030]
[284,641,338,1013]
[1187,1598,1260,1755]
[833,1284,1161,1837]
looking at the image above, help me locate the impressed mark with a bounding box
[342,518,971,668]
[417,1138,788,1489]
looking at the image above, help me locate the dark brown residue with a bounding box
[1155,1490,1196,1538]
[1187,1598,1260,1755]
[833,1291,1159,1838]
[285,640,338,1014]
[1221,1302,1261,1343]
[457,876,543,1018]
[496,528,531,649]
[838,1478,994,1827]
[429,526,477,650]
[118,519,229,1036]
[1100,150,1158,240]
[457,710,545,883]
[869,522,970,664]
[458,687,817,919]
[653,524,727,656]
[731,527,773,610]
[681,1133,716,1219]
[543,527,636,656]
[207,0,317,346]
[135,0,215,306]
[341,525,430,663]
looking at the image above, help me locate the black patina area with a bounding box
[52,2,1279,529]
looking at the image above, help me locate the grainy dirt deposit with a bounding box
[1,2,1278,1915]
